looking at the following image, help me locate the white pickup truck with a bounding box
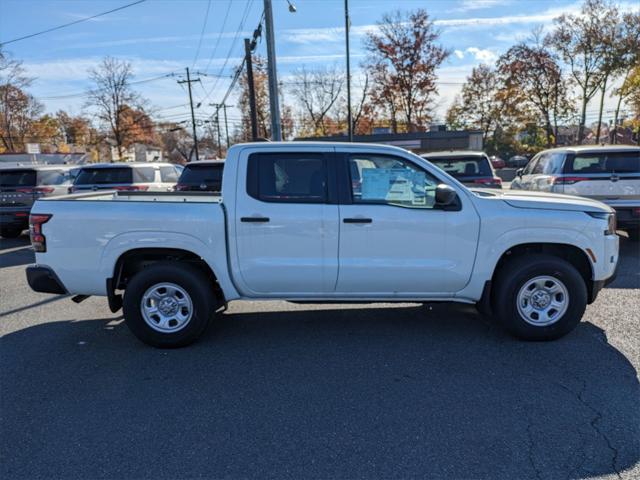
[26,142,619,347]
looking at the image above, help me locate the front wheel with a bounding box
[492,254,587,341]
[123,262,216,348]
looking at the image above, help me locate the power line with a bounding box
[192,0,213,68]
[201,0,233,74]
[39,73,177,100]
[0,0,147,46]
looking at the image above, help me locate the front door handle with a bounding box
[241,216,270,223]
[343,218,372,224]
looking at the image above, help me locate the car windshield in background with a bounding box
[427,157,492,177]
[565,151,640,174]
[179,165,223,190]
[0,170,37,188]
[75,168,133,185]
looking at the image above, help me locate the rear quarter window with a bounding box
[427,156,492,177]
[37,170,72,185]
[159,166,181,183]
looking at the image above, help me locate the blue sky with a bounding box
[1,0,637,129]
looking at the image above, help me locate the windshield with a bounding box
[426,156,492,177]
[565,151,640,174]
[0,169,37,188]
[75,167,133,185]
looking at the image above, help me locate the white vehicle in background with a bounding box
[70,162,183,193]
[511,145,640,240]
[26,142,618,347]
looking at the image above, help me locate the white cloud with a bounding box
[464,47,497,62]
[453,50,465,59]
[457,0,512,12]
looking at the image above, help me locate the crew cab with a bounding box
[26,142,619,347]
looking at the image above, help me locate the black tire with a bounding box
[123,262,216,348]
[0,227,23,238]
[492,254,587,341]
[626,228,640,242]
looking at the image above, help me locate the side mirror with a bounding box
[516,168,524,177]
[435,184,458,206]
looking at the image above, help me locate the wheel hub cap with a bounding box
[516,275,569,327]
[140,282,193,333]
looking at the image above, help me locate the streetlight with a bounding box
[286,0,296,13]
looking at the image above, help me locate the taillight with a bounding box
[474,177,502,186]
[551,177,589,185]
[113,185,149,192]
[29,214,52,252]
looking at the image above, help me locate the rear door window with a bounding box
[75,167,133,185]
[0,170,37,188]
[565,151,640,174]
[427,155,492,178]
[247,153,327,203]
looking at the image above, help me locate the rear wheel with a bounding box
[0,227,23,238]
[492,254,587,341]
[123,262,216,348]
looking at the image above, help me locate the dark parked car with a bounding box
[0,164,77,238]
[175,160,224,193]
[422,151,502,188]
[489,155,505,169]
[507,155,530,168]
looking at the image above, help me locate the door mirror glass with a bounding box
[435,184,458,206]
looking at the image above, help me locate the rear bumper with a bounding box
[613,207,640,229]
[26,265,68,294]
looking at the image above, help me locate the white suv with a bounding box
[70,162,183,193]
[511,145,640,240]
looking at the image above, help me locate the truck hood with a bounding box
[472,189,614,213]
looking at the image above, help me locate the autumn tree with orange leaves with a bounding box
[364,9,449,133]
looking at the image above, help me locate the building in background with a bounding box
[296,129,483,153]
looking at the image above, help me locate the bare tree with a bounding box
[290,65,344,136]
[86,57,143,160]
[365,9,449,132]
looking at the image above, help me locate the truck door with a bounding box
[233,149,339,296]
[336,152,480,296]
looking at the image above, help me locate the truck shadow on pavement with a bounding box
[1,303,637,480]
[0,236,33,268]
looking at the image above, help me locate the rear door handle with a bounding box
[241,216,270,223]
[343,218,372,224]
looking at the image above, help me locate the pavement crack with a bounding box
[525,414,544,480]
[554,380,622,479]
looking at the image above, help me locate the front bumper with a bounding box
[26,266,68,294]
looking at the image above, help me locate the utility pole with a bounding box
[210,103,231,149]
[214,109,222,158]
[244,38,259,141]
[263,0,282,141]
[344,0,353,142]
[177,67,200,161]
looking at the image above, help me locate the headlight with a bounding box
[587,211,616,235]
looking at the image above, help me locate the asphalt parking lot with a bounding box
[1,234,639,479]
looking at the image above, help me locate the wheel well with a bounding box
[492,243,594,300]
[111,248,224,303]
